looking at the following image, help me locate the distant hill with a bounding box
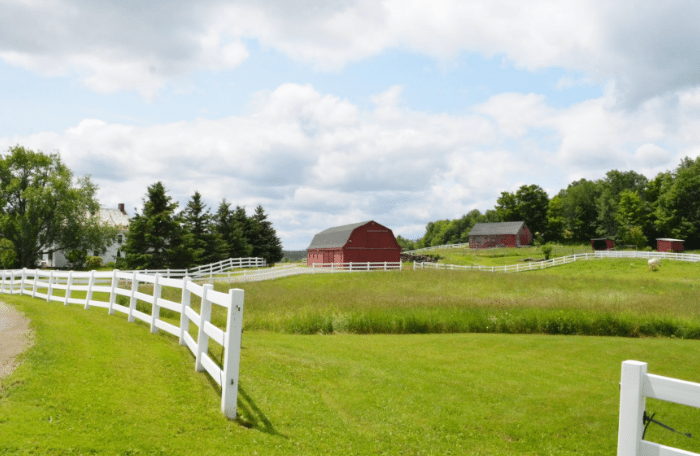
[282,250,307,261]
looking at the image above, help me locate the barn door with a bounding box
[323,250,333,264]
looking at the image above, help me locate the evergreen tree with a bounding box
[183,191,226,265]
[214,200,252,259]
[249,205,283,265]
[124,182,194,269]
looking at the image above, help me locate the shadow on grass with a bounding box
[236,384,286,438]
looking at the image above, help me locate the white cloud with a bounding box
[3,82,700,249]
[2,0,700,104]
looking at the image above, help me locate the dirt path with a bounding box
[0,301,33,379]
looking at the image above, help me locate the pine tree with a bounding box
[214,200,252,259]
[124,182,194,269]
[250,205,283,265]
[183,191,226,265]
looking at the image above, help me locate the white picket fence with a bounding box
[412,250,700,273]
[0,268,244,419]
[617,361,700,456]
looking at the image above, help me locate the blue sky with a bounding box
[2,0,699,250]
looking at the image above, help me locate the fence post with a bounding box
[46,271,54,301]
[195,284,214,372]
[617,361,647,456]
[150,274,161,334]
[31,269,39,298]
[9,271,15,295]
[384,261,387,271]
[85,270,96,309]
[21,268,27,296]
[108,270,119,314]
[0,270,5,294]
[179,277,191,346]
[221,288,244,419]
[128,271,138,323]
[64,271,73,305]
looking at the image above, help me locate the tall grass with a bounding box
[214,258,700,338]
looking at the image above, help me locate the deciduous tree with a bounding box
[0,145,116,268]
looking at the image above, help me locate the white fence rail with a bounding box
[617,361,700,456]
[114,257,267,280]
[1,268,244,419]
[412,250,700,273]
[403,243,470,254]
[189,257,267,278]
[198,262,403,284]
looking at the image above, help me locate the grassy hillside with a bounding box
[1,293,699,455]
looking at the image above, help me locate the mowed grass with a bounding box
[1,294,700,455]
[218,258,700,337]
[419,244,593,266]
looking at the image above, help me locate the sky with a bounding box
[2,0,700,250]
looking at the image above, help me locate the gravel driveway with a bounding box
[0,301,33,379]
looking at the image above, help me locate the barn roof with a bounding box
[468,221,526,236]
[656,238,684,242]
[307,221,373,249]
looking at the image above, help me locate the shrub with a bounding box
[86,256,103,269]
[541,244,553,260]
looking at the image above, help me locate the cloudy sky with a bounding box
[2,0,700,250]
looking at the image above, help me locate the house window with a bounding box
[118,235,123,244]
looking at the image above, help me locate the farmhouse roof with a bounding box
[307,221,373,249]
[98,208,130,229]
[468,221,526,236]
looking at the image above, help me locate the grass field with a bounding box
[1,255,699,454]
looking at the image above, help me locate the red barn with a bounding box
[591,238,615,250]
[468,222,532,249]
[656,238,684,253]
[307,221,402,266]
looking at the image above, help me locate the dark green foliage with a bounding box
[655,156,700,249]
[595,170,649,239]
[214,200,252,259]
[496,184,549,236]
[183,191,227,265]
[124,181,194,269]
[249,205,283,265]
[0,145,117,268]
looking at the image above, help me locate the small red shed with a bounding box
[468,222,532,249]
[307,221,402,266]
[591,238,615,250]
[656,238,684,253]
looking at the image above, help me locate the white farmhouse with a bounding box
[42,203,130,268]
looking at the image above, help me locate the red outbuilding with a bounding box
[468,222,532,249]
[656,238,685,253]
[306,221,402,266]
[591,238,615,250]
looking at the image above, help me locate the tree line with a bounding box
[398,156,700,251]
[121,182,283,269]
[0,146,283,269]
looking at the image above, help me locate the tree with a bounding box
[249,205,283,265]
[496,185,550,236]
[214,201,253,259]
[395,235,416,251]
[595,170,648,238]
[0,145,117,268]
[183,191,227,265]
[123,182,194,269]
[655,157,700,249]
[556,179,601,242]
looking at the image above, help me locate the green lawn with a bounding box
[1,293,699,455]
